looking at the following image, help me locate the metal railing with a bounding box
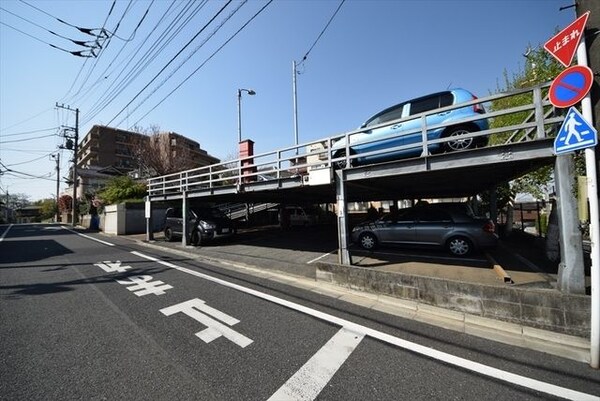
[148,83,562,198]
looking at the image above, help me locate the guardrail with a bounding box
[148,82,563,198]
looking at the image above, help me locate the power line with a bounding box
[5,152,55,167]
[0,127,59,138]
[298,0,345,68]
[0,108,53,133]
[106,0,234,126]
[0,21,96,57]
[60,0,118,99]
[131,0,274,127]
[0,6,99,48]
[3,169,56,181]
[117,0,247,126]
[19,0,102,36]
[77,0,195,122]
[0,133,58,144]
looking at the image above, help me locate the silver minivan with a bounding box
[351,203,497,256]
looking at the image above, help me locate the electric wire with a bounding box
[73,0,134,99]
[79,0,199,123]
[0,7,98,48]
[0,108,53,133]
[0,21,96,57]
[65,0,155,108]
[5,152,55,167]
[19,0,101,36]
[117,0,246,126]
[106,0,233,127]
[61,0,118,99]
[131,0,274,127]
[297,0,345,69]
[0,133,58,145]
[0,127,60,138]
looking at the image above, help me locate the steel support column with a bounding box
[335,169,352,265]
[145,196,154,241]
[182,191,188,246]
[554,155,585,294]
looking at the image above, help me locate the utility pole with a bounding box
[5,188,8,223]
[576,0,600,370]
[56,103,79,226]
[51,153,60,223]
[292,60,299,151]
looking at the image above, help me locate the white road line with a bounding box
[62,226,115,246]
[268,327,365,401]
[306,250,337,264]
[0,224,13,242]
[129,250,598,401]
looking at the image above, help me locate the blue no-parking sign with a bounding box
[549,66,594,109]
[554,107,597,155]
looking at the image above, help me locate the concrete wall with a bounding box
[315,262,590,338]
[102,203,168,235]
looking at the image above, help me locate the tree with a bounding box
[488,43,565,200]
[5,193,30,209]
[130,125,198,176]
[35,198,56,220]
[97,176,146,205]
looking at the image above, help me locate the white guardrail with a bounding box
[148,83,562,197]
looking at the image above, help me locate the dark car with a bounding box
[163,207,235,246]
[351,203,497,256]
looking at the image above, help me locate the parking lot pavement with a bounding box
[119,224,577,289]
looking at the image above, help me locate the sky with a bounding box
[0,0,577,201]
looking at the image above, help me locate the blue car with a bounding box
[331,89,489,168]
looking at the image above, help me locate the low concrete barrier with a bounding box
[315,262,590,338]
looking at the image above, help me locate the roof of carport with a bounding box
[149,138,555,205]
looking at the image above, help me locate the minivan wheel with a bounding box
[443,126,475,152]
[164,227,174,242]
[359,232,378,250]
[446,236,472,256]
[190,230,201,246]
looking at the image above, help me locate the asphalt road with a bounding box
[1,224,599,401]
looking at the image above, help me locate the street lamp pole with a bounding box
[237,88,256,143]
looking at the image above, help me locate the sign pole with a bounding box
[577,35,600,369]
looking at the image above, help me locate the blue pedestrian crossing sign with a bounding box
[554,107,597,155]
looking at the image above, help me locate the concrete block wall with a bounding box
[102,203,168,235]
[315,262,590,338]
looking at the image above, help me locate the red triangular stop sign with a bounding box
[544,11,590,68]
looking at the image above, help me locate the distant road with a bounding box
[1,224,598,400]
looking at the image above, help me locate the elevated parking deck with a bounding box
[146,83,564,261]
[147,83,561,205]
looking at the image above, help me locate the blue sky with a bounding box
[0,0,576,201]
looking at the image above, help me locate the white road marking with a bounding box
[62,226,115,246]
[0,224,12,242]
[116,275,173,296]
[306,249,337,264]
[268,327,364,401]
[95,261,133,273]
[160,298,253,348]
[130,250,598,401]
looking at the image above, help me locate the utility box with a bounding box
[304,167,332,186]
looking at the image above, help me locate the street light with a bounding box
[237,88,256,143]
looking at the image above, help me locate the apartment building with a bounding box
[70,125,220,198]
[77,125,220,171]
